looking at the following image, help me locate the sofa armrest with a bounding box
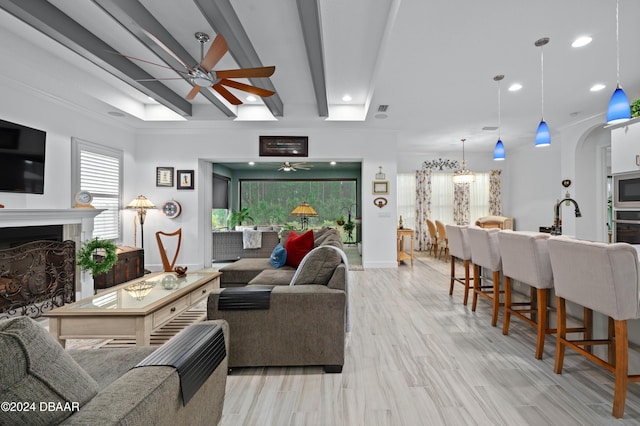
[61,320,229,426]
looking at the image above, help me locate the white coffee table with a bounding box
[45,271,221,347]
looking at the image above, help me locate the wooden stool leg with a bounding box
[612,320,629,419]
[463,260,470,306]
[502,276,512,335]
[554,296,566,374]
[449,256,455,296]
[608,316,616,365]
[471,264,480,312]
[584,308,593,354]
[491,271,500,327]
[535,288,548,360]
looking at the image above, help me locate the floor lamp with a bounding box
[126,195,156,251]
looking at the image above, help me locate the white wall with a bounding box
[132,127,399,270]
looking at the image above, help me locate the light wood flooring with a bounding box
[220,254,640,425]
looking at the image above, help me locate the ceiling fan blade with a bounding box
[185,85,202,100]
[219,79,275,97]
[213,83,242,105]
[141,28,192,71]
[117,53,190,74]
[200,34,228,72]
[215,66,275,79]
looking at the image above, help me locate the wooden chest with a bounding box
[93,246,144,292]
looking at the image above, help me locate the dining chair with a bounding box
[466,226,503,327]
[426,219,438,257]
[446,224,473,305]
[498,230,554,359]
[435,220,448,260]
[548,237,638,418]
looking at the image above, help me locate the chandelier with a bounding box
[452,138,475,183]
[423,158,459,170]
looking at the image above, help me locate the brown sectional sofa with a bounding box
[208,228,347,372]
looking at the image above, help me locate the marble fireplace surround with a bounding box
[0,209,104,299]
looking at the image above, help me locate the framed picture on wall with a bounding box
[177,170,194,190]
[156,167,174,187]
[372,180,389,194]
[259,136,308,157]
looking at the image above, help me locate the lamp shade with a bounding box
[452,171,475,184]
[290,201,318,217]
[126,195,156,210]
[493,140,505,161]
[607,85,631,124]
[535,120,550,147]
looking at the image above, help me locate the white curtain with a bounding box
[397,173,416,229]
[470,172,491,221]
[430,172,455,223]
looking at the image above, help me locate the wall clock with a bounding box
[73,191,94,208]
[161,200,182,219]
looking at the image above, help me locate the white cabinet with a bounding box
[611,119,640,174]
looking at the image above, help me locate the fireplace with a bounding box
[0,225,63,249]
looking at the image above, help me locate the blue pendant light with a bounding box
[493,140,505,160]
[493,75,506,160]
[607,0,631,124]
[535,120,550,147]
[535,38,550,147]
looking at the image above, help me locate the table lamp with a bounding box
[290,201,318,230]
[126,195,156,250]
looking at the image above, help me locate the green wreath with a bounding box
[77,238,118,276]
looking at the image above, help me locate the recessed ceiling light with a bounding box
[508,83,522,92]
[248,161,255,166]
[590,83,606,92]
[342,94,352,102]
[330,161,336,166]
[572,36,592,48]
[246,95,257,102]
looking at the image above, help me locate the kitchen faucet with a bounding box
[551,198,582,235]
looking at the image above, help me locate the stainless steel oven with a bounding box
[614,171,640,209]
[614,210,640,244]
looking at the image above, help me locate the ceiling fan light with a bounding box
[607,85,631,124]
[493,140,505,161]
[535,120,551,147]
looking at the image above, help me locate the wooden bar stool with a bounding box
[498,231,553,359]
[548,237,640,419]
[446,224,473,305]
[467,226,503,327]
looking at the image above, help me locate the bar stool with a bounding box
[498,231,553,359]
[446,224,473,305]
[467,226,503,327]
[548,238,637,419]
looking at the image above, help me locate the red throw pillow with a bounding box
[284,230,314,267]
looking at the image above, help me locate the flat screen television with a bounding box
[0,119,46,194]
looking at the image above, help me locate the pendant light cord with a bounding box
[498,80,502,139]
[540,44,544,120]
[616,0,620,84]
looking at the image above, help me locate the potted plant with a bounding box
[336,215,346,226]
[227,207,254,230]
[631,98,640,118]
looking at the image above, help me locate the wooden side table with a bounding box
[397,228,414,266]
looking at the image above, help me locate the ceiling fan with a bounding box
[126,31,276,105]
[278,161,312,172]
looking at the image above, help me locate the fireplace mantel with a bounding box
[0,208,105,227]
[0,208,107,299]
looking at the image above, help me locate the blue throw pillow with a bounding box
[269,243,287,268]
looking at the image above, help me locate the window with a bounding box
[398,171,490,225]
[239,179,357,228]
[72,138,123,241]
[212,173,230,229]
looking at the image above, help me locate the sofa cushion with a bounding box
[0,316,100,425]
[269,243,287,268]
[285,230,314,267]
[248,269,297,286]
[291,245,343,285]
